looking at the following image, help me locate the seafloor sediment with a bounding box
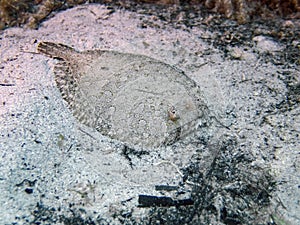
[0,3,299,225]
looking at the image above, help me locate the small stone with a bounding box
[253,35,283,53]
[25,188,33,194]
[228,47,244,60]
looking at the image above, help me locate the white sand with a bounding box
[0,4,299,224]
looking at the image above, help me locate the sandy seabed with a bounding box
[0,4,299,225]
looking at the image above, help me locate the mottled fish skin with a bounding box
[37,42,100,112]
[37,41,208,148]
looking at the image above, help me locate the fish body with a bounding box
[37,42,207,148]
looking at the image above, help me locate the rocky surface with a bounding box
[0,3,299,224]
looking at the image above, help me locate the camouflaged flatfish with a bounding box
[37,42,208,148]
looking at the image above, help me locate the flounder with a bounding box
[37,42,208,148]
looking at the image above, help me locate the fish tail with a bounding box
[37,41,76,59]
